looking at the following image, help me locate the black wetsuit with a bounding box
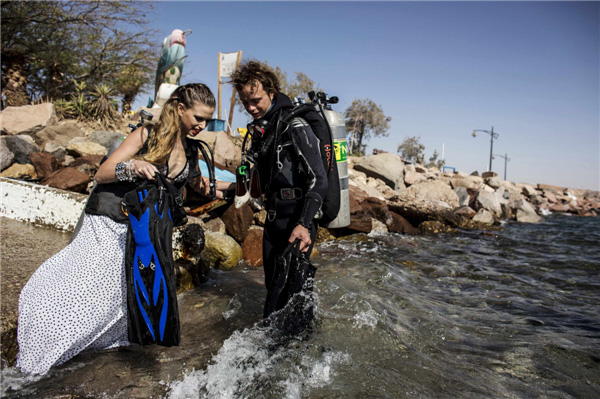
[249,93,328,320]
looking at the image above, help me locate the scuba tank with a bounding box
[306,91,351,229]
[318,102,350,229]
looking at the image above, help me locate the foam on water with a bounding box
[167,321,351,399]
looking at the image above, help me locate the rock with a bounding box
[549,203,570,212]
[198,214,227,234]
[474,190,502,217]
[419,220,454,234]
[200,231,243,270]
[521,184,539,198]
[220,203,254,243]
[70,155,104,169]
[455,187,470,206]
[349,169,385,200]
[510,198,542,223]
[0,137,15,171]
[543,190,558,204]
[41,167,91,193]
[0,163,37,179]
[450,175,483,190]
[177,223,208,288]
[485,176,502,189]
[361,197,392,225]
[242,227,264,267]
[34,121,85,147]
[371,219,389,234]
[3,135,40,164]
[0,103,57,136]
[454,206,476,218]
[387,211,418,234]
[66,141,108,157]
[472,209,495,224]
[404,180,460,208]
[190,131,241,171]
[353,153,405,192]
[89,131,126,149]
[481,171,497,179]
[404,170,427,186]
[30,152,61,179]
[43,141,67,162]
[537,183,563,192]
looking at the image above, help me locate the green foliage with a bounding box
[1,0,157,110]
[397,136,445,168]
[397,136,425,164]
[344,99,391,156]
[89,84,118,122]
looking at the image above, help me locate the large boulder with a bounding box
[472,209,495,225]
[219,203,254,243]
[404,180,460,208]
[0,137,15,171]
[3,135,40,164]
[242,227,264,267]
[43,142,67,162]
[0,103,57,136]
[348,169,385,200]
[66,141,108,157]
[191,131,241,171]
[89,131,126,149]
[387,211,418,234]
[510,198,542,223]
[0,163,37,179]
[30,152,61,179]
[35,122,86,147]
[353,153,405,192]
[474,190,502,217]
[41,167,91,193]
[450,175,484,190]
[200,231,243,270]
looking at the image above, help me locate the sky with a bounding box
[133,1,600,191]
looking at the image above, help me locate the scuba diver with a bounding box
[231,61,328,332]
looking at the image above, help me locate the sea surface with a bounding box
[2,214,599,398]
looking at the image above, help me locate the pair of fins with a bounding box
[264,239,316,319]
[234,163,261,208]
[123,176,180,346]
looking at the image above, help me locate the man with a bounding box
[231,61,328,329]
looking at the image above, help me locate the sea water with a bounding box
[2,215,599,398]
[167,214,600,398]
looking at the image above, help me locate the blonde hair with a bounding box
[138,83,215,165]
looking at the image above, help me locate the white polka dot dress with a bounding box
[16,214,130,375]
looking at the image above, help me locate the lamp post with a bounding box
[493,153,510,180]
[472,126,499,172]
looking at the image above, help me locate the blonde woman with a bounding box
[16,83,224,375]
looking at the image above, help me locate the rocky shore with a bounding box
[2,102,599,367]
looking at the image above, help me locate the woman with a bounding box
[16,83,224,375]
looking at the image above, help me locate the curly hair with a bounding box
[230,60,281,96]
[138,83,215,165]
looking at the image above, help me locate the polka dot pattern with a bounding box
[16,214,130,375]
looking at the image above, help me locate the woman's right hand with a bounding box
[131,159,159,180]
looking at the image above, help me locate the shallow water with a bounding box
[2,215,599,398]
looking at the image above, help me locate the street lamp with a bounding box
[472,126,499,172]
[493,153,510,180]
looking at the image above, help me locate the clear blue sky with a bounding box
[133,1,599,191]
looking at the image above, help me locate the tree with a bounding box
[344,98,391,156]
[426,149,445,169]
[397,136,425,164]
[397,136,445,168]
[1,0,157,110]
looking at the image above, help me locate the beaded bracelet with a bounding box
[115,160,135,182]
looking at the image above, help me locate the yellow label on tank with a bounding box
[334,140,347,162]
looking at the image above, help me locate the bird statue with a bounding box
[150,29,191,107]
